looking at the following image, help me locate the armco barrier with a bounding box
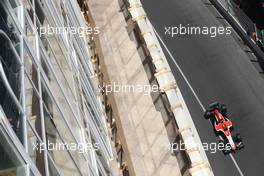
[127,0,214,175]
[209,0,264,67]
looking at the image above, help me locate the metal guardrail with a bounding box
[127,0,214,175]
[225,0,264,45]
[209,0,264,66]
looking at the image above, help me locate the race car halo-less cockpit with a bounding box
[204,102,244,154]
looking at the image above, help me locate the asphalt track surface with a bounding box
[141,0,264,175]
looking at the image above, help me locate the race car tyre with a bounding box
[220,104,227,115]
[204,110,211,119]
[219,140,230,155]
[237,141,245,150]
[234,133,242,142]
[223,149,231,155]
[209,102,219,110]
[214,128,220,136]
[234,134,244,150]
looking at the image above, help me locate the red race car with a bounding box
[204,102,244,154]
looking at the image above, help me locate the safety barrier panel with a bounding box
[127,0,214,175]
[209,0,264,62]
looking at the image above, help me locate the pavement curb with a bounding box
[127,0,214,175]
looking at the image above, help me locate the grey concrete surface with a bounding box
[87,0,182,175]
[141,0,264,175]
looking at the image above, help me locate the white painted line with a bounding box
[152,26,245,176]
[230,153,244,176]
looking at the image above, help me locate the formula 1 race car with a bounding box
[204,102,244,154]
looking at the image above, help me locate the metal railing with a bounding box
[0,0,113,175]
[209,0,264,63]
[224,0,263,45]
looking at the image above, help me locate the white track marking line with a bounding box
[229,154,244,176]
[152,27,245,176]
